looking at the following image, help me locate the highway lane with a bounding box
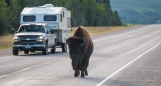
[0,24,161,86]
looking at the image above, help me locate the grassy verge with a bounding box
[72,26,132,36]
[0,26,132,50]
[0,34,13,50]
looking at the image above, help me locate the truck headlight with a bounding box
[39,39,43,42]
[13,35,20,43]
[14,39,18,42]
[37,35,44,42]
[40,35,43,39]
[13,37,20,43]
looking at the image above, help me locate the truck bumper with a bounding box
[13,44,45,51]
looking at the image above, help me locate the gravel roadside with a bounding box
[0,49,12,57]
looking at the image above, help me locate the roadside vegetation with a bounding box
[72,26,132,36]
[0,0,125,50]
[0,26,132,50]
[0,0,122,36]
[0,34,13,50]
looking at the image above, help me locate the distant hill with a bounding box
[110,0,161,24]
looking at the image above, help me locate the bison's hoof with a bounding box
[81,75,85,77]
[74,73,79,77]
[74,75,78,77]
[81,74,85,77]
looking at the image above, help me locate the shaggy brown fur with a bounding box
[66,26,94,77]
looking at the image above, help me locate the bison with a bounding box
[66,26,94,77]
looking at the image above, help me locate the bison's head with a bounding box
[66,37,86,68]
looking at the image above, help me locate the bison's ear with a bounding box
[80,38,86,46]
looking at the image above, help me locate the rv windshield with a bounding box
[18,25,46,33]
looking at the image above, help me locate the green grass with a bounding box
[0,26,132,50]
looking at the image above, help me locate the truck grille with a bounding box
[21,40,36,42]
[19,35,38,43]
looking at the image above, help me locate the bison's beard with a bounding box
[72,58,83,70]
[72,60,78,70]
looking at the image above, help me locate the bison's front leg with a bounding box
[81,70,85,77]
[80,58,90,77]
[74,70,80,77]
[81,70,88,77]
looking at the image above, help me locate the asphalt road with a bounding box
[0,24,161,86]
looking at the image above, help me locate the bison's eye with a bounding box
[71,55,75,59]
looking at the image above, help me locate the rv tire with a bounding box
[51,44,56,53]
[62,43,67,52]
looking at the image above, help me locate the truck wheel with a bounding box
[24,50,29,54]
[13,49,18,55]
[42,43,48,55]
[51,44,56,53]
[62,43,67,52]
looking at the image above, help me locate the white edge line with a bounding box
[96,41,161,86]
[0,56,12,59]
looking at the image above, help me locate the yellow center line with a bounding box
[60,58,66,60]
[21,67,32,71]
[0,75,7,78]
[43,61,51,65]
[99,47,104,50]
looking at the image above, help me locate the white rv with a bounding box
[20,4,71,52]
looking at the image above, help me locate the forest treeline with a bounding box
[0,0,122,35]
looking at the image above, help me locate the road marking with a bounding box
[96,41,161,86]
[43,61,51,65]
[60,58,66,60]
[22,67,32,71]
[0,75,7,78]
[0,58,68,79]
[0,56,12,59]
[92,25,156,44]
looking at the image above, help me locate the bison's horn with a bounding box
[80,42,85,46]
[80,39,85,46]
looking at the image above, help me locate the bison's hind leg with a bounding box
[74,70,80,77]
[85,70,88,76]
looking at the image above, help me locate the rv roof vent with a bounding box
[45,4,54,7]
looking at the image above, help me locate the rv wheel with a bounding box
[62,43,67,52]
[51,44,56,53]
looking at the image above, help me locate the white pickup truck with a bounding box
[12,23,56,55]
[11,4,71,55]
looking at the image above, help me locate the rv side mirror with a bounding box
[50,29,54,34]
[10,28,14,34]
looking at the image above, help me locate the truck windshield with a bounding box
[18,25,46,33]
